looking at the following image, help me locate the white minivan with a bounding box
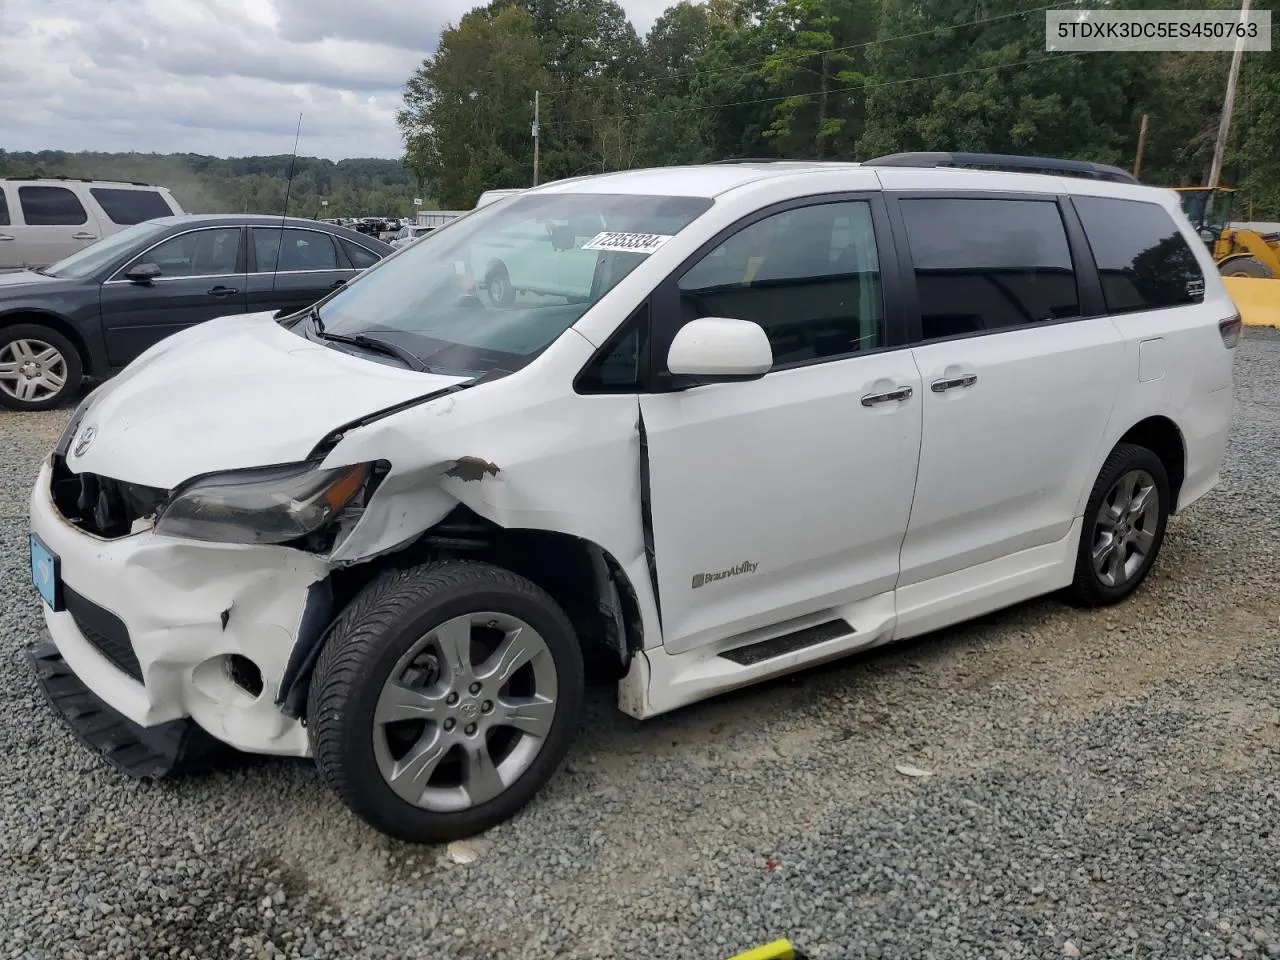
[27,154,1237,844]
[0,178,183,270]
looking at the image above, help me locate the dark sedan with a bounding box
[0,214,394,411]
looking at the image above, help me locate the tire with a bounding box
[486,263,515,308]
[1220,256,1274,279]
[0,323,83,411]
[307,560,584,843]
[1068,442,1170,608]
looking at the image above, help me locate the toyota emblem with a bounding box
[73,424,97,457]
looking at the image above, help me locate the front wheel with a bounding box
[0,324,83,411]
[1068,442,1170,607]
[486,264,516,308]
[307,560,584,843]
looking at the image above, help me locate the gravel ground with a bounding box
[2,331,1278,960]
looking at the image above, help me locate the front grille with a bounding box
[63,585,143,683]
[50,456,168,539]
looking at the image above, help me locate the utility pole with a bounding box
[1133,113,1149,179]
[1207,0,1251,191]
[532,92,542,190]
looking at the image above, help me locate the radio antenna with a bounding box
[271,112,303,293]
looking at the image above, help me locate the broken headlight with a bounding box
[155,461,371,545]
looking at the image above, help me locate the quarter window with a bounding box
[129,228,242,278]
[0,188,9,226]
[254,228,340,272]
[18,186,88,226]
[90,188,174,225]
[1073,196,1206,313]
[677,201,885,367]
[342,239,381,269]
[900,198,1080,341]
[577,306,650,393]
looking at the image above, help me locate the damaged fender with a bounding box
[313,334,666,670]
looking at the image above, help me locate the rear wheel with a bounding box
[0,324,83,411]
[308,560,584,843]
[1220,256,1274,279]
[1068,442,1170,607]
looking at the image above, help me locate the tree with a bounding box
[858,0,1147,167]
[399,5,549,208]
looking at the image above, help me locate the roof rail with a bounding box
[862,152,1139,184]
[708,158,793,165]
[0,175,153,187]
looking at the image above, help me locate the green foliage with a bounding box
[397,0,1279,216]
[0,150,422,218]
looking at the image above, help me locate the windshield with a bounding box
[41,220,171,279]
[308,192,713,377]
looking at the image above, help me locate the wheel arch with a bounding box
[1115,415,1187,511]
[284,507,646,721]
[0,309,95,375]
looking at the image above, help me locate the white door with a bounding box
[13,185,103,267]
[893,195,1126,585]
[639,198,922,655]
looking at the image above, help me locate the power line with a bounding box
[532,1,1068,103]
[548,48,1108,130]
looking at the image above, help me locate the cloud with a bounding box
[0,0,670,160]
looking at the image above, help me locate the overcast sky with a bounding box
[2,0,673,160]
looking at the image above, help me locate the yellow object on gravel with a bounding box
[1225,276,1280,329]
[726,939,801,960]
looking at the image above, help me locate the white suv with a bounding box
[0,178,183,270]
[27,154,1237,843]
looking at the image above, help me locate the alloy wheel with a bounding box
[0,339,68,403]
[371,612,558,813]
[1090,468,1160,588]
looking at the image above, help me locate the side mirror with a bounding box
[667,317,773,383]
[124,262,162,284]
[549,224,576,250]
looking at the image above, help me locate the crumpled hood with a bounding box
[66,312,470,488]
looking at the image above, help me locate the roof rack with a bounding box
[0,175,153,186]
[862,152,1139,184]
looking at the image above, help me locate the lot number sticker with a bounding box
[581,232,675,254]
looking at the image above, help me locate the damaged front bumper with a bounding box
[28,460,329,759]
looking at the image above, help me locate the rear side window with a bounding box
[0,189,9,226]
[90,187,173,225]
[342,239,381,269]
[253,228,340,272]
[18,186,88,226]
[900,198,1080,341]
[1073,196,1206,313]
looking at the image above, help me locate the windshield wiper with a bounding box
[307,309,432,372]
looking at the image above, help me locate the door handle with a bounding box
[0,235,14,241]
[72,232,98,240]
[330,279,347,288]
[207,285,239,297]
[861,385,914,407]
[931,373,978,393]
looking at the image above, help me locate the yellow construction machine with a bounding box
[1174,186,1280,328]
[1174,186,1280,278]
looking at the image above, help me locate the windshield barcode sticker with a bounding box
[581,232,675,254]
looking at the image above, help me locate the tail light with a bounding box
[1219,313,1242,348]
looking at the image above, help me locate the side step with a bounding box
[719,618,854,666]
[27,639,228,780]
